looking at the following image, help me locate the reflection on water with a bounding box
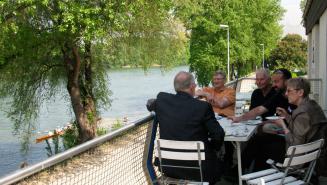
[0,66,188,177]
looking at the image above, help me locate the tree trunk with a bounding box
[63,44,97,143]
[81,42,97,138]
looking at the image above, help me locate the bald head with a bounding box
[174,71,195,93]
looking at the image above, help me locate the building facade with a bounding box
[303,0,327,113]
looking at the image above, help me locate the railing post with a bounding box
[142,114,159,184]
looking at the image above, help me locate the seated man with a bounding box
[147,71,225,184]
[195,70,235,170]
[249,68,276,120]
[195,70,235,117]
[230,68,294,122]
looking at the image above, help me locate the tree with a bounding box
[267,34,307,74]
[0,0,184,150]
[173,0,284,86]
[0,0,121,145]
[110,6,188,69]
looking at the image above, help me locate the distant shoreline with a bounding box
[121,63,163,68]
[113,63,188,70]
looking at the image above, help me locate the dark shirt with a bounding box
[263,90,296,116]
[250,88,277,120]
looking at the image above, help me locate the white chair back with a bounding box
[155,139,206,184]
[282,139,324,184]
[241,139,325,185]
[282,139,324,167]
[155,139,205,161]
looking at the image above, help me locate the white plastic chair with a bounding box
[241,139,324,185]
[155,139,208,185]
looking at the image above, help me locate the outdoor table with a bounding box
[218,117,261,185]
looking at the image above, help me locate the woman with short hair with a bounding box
[275,77,327,147]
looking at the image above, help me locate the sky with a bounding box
[280,0,306,38]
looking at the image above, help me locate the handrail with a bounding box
[0,114,154,185]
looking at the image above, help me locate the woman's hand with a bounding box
[272,119,285,128]
[272,119,289,134]
[276,107,288,118]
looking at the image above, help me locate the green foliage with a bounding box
[111,119,123,131]
[61,123,79,150]
[108,2,189,69]
[96,127,107,136]
[87,111,95,124]
[174,0,284,86]
[267,34,307,74]
[45,134,62,157]
[0,0,114,147]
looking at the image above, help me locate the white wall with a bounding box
[319,9,327,110]
[307,8,327,112]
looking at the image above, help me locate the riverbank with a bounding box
[98,113,150,131]
[121,63,162,68]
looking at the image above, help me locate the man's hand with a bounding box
[207,94,214,103]
[146,98,156,111]
[195,89,209,98]
[227,115,242,122]
[195,89,204,96]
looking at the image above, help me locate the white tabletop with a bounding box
[218,117,260,142]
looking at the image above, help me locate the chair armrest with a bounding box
[266,159,279,170]
[241,169,278,181]
[276,163,283,168]
[266,159,275,165]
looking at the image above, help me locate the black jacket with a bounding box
[148,91,225,183]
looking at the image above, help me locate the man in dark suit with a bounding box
[147,71,225,184]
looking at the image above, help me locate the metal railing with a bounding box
[0,115,156,185]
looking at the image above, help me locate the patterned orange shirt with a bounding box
[202,87,236,116]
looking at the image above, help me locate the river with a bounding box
[0,65,188,178]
